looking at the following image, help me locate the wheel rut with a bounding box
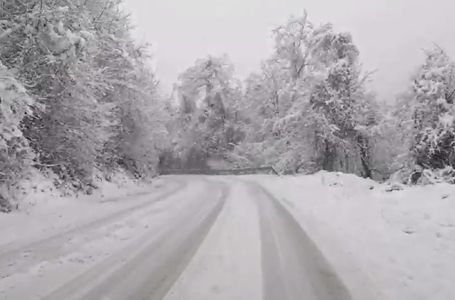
[251,182,352,300]
[43,180,229,300]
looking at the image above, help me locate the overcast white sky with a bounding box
[123,0,455,101]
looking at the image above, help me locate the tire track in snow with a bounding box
[163,178,263,300]
[251,182,352,300]
[42,179,229,300]
[0,177,187,277]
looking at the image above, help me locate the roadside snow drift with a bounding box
[251,172,455,300]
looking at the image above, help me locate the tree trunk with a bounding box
[357,135,372,178]
[322,140,336,171]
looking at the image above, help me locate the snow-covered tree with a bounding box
[0,63,35,211]
[170,55,244,168]
[0,1,110,187]
[411,48,455,171]
[0,0,169,197]
[236,13,378,176]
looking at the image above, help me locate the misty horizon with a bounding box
[124,0,455,101]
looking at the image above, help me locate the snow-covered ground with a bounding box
[1,173,454,300]
[0,176,223,299]
[251,172,455,300]
[0,173,172,257]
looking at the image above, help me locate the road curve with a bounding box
[0,176,356,300]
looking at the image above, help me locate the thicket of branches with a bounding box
[165,13,455,185]
[0,0,167,211]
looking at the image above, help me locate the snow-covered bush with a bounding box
[0,63,35,211]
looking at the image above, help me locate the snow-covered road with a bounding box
[0,175,353,300]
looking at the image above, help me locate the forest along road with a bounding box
[0,176,352,300]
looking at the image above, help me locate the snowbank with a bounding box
[0,171,166,252]
[252,172,455,300]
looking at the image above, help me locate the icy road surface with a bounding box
[0,176,352,300]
